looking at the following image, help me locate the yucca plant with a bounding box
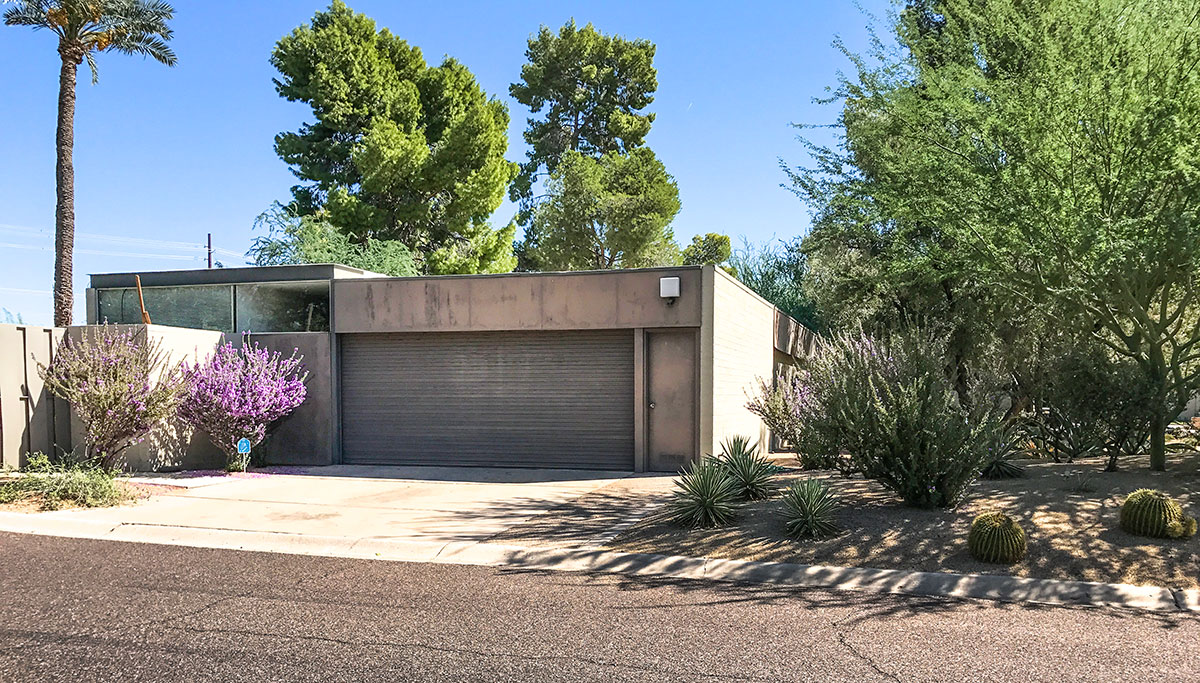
[781,479,840,539]
[717,435,776,500]
[667,458,741,528]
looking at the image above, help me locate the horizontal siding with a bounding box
[340,330,634,469]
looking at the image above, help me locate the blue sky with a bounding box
[0,1,889,325]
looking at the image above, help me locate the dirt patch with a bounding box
[609,453,1200,589]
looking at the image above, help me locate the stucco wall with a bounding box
[239,332,335,466]
[707,269,779,457]
[0,324,71,468]
[332,268,702,333]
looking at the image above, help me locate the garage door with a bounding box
[340,330,634,469]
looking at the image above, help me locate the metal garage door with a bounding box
[340,330,634,469]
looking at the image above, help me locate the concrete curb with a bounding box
[1,511,1194,614]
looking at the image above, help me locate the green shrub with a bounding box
[1024,338,1156,469]
[0,453,128,511]
[717,436,775,500]
[667,459,741,528]
[781,479,839,539]
[780,328,1005,508]
[1119,489,1197,539]
[967,511,1027,564]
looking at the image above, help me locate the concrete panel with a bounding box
[0,324,70,468]
[333,268,703,334]
[708,268,777,457]
[65,324,225,471]
[775,309,818,359]
[240,332,334,467]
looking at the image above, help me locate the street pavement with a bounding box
[1,532,1197,682]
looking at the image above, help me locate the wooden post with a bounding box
[135,275,151,324]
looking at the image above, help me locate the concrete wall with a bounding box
[705,268,778,457]
[0,325,71,468]
[332,268,703,333]
[65,325,226,471]
[240,332,335,466]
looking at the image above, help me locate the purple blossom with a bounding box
[178,338,308,471]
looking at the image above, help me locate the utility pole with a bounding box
[207,233,213,269]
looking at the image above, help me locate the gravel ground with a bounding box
[1,532,1197,682]
[610,452,1200,589]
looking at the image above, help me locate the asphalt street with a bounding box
[0,532,1196,682]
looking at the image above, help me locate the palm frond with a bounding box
[3,1,55,30]
[84,50,99,84]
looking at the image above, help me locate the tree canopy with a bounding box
[247,204,417,277]
[272,1,516,274]
[682,233,732,268]
[508,19,658,220]
[790,0,1200,469]
[516,148,680,271]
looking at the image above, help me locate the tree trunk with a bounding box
[54,48,80,327]
[1150,410,1167,471]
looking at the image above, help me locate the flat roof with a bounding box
[89,263,387,288]
[89,264,704,288]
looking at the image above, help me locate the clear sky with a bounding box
[0,1,889,326]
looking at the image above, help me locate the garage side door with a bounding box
[340,330,634,469]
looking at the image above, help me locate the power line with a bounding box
[0,223,247,259]
[0,242,202,261]
[0,287,51,295]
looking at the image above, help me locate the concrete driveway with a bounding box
[29,466,673,545]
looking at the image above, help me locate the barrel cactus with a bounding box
[1119,489,1197,539]
[967,511,1027,564]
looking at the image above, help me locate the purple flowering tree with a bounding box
[179,340,307,471]
[39,325,185,469]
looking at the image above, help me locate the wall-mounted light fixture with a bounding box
[659,276,680,306]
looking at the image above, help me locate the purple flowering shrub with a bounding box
[38,325,185,469]
[179,340,307,471]
[750,328,1005,508]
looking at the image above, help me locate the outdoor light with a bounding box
[660,276,680,306]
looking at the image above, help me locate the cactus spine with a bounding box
[1120,489,1197,539]
[968,511,1027,564]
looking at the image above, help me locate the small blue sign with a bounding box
[236,438,252,455]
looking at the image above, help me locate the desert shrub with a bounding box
[667,459,741,528]
[781,479,839,539]
[967,511,1027,564]
[747,374,843,470]
[0,453,128,511]
[786,328,1005,508]
[38,325,185,469]
[179,340,307,472]
[1119,489,1197,539]
[716,436,775,500]
[1024,340,1156,469]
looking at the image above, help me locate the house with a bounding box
[84,264,815,472]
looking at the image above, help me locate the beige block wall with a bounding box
[706,268,778,457]
[0,324,71,468]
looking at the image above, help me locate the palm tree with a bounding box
[4,1,176,326]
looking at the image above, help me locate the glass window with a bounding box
[96,285,233,332]
[235,281,329,333]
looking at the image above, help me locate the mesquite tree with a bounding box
[179,340,307,471]
[38,325,185,469]
[790,0,1200,470]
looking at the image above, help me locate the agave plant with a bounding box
[781,479,839,539]
[717,435,776,500]
[667,458,741,528]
